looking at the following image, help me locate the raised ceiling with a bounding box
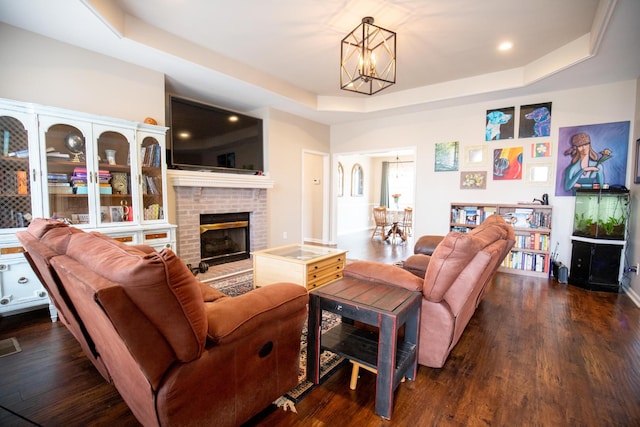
[0,0,639,124]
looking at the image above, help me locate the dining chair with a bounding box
[371,206,390,239]
[399,207,413,237]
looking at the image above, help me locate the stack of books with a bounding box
[47,172,72,194]
[71,168,112,194]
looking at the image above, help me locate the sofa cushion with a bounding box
[25,217,69,238]
[344,260,424,292]
[422,232,486,302]
[65,232,207,362]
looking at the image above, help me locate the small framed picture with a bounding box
[460,171,487,189]
[525,162,553,185]
[110,206,124,222]
[462,145,488,168]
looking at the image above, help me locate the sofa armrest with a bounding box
[414,235,444,255]
[343,261,424,292]
[402,254,431,278]
[205,283,308,345]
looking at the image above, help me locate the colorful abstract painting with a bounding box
[493,147,523,180]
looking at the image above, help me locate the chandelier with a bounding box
[340,17,396,95]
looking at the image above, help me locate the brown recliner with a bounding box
[17,219,309,426]
[343,215,515,368]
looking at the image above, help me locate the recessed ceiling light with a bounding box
[228,115,239,122]
[177,131,191,139]
[498,41,513,51]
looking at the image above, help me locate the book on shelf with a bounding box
[46,151,71,159]
[48,186,74,194]
[7,148,29,158]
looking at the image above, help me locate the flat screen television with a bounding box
[167,96,264,174]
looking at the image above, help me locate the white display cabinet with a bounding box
[0,98,176,320]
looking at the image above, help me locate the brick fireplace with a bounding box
[168,170,274,267]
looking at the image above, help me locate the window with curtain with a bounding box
[337,162,344,197]
[387,160,414,208]
[351,163,363,196]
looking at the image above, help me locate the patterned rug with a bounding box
[214,278,344,402]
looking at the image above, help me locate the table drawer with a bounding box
[307,254,346,272]
[308,271,343,290]
[307,261,344,281]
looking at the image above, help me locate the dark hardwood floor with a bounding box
[1,230,639,426]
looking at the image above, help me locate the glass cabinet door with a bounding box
[95,127,135,225]
[140,135,164,221]
[42,122,92,225]
[0,113,34,229]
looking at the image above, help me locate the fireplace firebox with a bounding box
[200,212,250,266]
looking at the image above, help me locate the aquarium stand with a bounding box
[569,236,625,293]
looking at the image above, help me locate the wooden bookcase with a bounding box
[450,203,553,278]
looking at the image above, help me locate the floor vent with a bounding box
[0,337,21,358]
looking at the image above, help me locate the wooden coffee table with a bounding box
[252,244,347,290]
[306,278,421,420]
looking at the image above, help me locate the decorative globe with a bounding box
[64,133,84,162]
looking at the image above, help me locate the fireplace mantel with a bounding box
[168,169,274,189]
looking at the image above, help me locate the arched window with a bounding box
[337,162,344,197]
[351,163,364,196]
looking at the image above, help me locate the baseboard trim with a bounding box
[624,285,640,308]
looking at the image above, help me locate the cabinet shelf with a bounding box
[0,193,31,198]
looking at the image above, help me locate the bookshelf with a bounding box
[450,203,553,278]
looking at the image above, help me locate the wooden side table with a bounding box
[307,278,421,420]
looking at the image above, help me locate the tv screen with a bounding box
[168,96,264,173]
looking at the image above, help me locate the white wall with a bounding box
[332,80,638,272]
[628,77,640,303]
[0,24,165,123]
[266,108,330,247]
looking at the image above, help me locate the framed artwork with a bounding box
[525,162,553,185]
[485,107,514,141]
[110,206,124,222]
[531,142,551,158]
[635,138,640,184]
[434,141,459,172]
[462,145,488,167]
[493,147,523,180]
[556,121,630,196]
[460,171,487,189]
[519,102,552,138]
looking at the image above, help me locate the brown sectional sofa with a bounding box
[343,215,515,368]
[17,219,309,427]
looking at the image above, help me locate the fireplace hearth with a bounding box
[200,212,250,266]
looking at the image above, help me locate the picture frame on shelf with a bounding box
[110,206,124,222]
[100,206,111,223]
[525,162,553,185]
[462,145,488,168]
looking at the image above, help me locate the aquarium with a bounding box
[572,188,629,240]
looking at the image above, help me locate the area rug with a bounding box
[213,278,345,402]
